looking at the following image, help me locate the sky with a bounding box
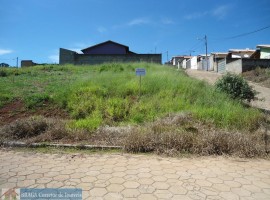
[1,0,270,66]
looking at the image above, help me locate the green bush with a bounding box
[0,70,7,77]
[215,73,256,102]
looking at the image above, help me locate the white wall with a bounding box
[190,56,198,69]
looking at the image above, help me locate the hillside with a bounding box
[0,63,268,157]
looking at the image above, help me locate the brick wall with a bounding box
[242,59,270,72]
[59,48,77,65]
[59,48,162,65]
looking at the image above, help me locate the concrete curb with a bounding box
[1,141,123,150]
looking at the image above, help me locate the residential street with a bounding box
[186,69,270,112]
[0,149,270,200]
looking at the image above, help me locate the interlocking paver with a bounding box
[122,188,140,198]
[106,184,125,192]
[90,187,107,197]
[0,149,270,200]
[138,185,155,194]
[123,181,140,189]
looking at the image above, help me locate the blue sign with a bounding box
[19,188,82,200]
[136,68,146,76]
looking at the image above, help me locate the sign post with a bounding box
[135,68,146,98]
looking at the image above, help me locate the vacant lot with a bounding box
[0,64,269,157]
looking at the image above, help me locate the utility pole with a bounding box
[16,57,18,68]
[205,35,208,71]
[166,51,169,62]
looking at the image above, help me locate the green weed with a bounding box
[0,63,264,132]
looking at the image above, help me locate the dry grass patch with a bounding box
[124,113,269,158]
[0,116,89,144]
[1,113,269,158]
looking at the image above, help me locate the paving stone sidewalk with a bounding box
[0,149,270,200]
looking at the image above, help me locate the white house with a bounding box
[171,55,192,69]
[228,49,255,58]
[256,45,270,59]
[186,56,198,69]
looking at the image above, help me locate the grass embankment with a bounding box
[0,63,267,157]
[0,63,262,130]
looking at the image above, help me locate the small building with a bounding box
[256,45,270,59]
[209,52,227,72]
[60,40,162,65]
[171,55,192,69]
[186,56,198,70]
[81,40,136,55]
[228,49,255,58]
[21,60,37,67]
[0,63,9,67]
[197,54,210,71]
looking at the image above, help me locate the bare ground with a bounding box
[0,100,70,126]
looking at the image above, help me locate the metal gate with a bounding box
[217,59,226,73]
[202,60,209,71]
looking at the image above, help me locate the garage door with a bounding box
[217,59,226,73]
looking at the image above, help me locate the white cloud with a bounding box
[97,26,107,33]
[70,48,83,53]
[161,18,174,25]
[0,49,13,55]
[184,5,231,20]
[48,55,59,63]
[71,41,93,50]
[184,12,208,20]
[212,5,230,20]
[128,18,150,26]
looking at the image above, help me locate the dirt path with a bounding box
[186,69,270,112]
[1,149,270,199]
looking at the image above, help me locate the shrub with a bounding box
[215,73,256,102]
[0,70,7,77]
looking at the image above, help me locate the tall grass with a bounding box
[64,63,262,131]
[0,63,263,131]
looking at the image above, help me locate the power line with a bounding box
[225,24,270,39]
[210,24,270,41]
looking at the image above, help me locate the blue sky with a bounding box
[1,0,270,66]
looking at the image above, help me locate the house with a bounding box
[0,63,9,67]
[197,54,210,71]
[256,45,270,59]
[209,52,227,72]
[217,46,270,74]
[171,55,192,69]
[21,60,37,67]
[59,40,162,65]
[81,40,136,55]
[186,56,198,69]
[228,48,255,58]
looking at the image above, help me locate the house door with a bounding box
[217,59,226,73]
